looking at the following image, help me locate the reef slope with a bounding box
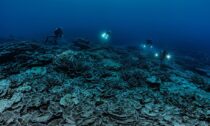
[0,41,209,126]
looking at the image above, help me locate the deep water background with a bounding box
[1,0,210,53]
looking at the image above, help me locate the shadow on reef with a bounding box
[0,40,209,126]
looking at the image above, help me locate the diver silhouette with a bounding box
[107,31,112,37]
[160,50,167,63]
[45,27,63,45]
[159,50,171,69]
[145,39,153,48]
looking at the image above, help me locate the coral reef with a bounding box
[0,41,209,125]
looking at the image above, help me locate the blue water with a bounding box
[1,0,210,52]
[0,1,210,125]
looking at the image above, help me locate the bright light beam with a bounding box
[101,32,110,40]
[154,53,159,57]
[166,54,171,60]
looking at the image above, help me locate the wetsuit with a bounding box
[45,28,63,44]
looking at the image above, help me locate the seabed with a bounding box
[0,40,209,126]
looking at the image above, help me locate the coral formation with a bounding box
[0,41,209,125]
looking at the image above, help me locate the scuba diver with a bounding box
[145,39,153,48]
[45,27,63,44]
[160,50,168,63]
[159,50,171,68]
[107,31,112,37]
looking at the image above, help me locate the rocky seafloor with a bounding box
[0,40,209,126]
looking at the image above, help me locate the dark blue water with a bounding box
[0,1,210,125]
[1,0,210,52]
